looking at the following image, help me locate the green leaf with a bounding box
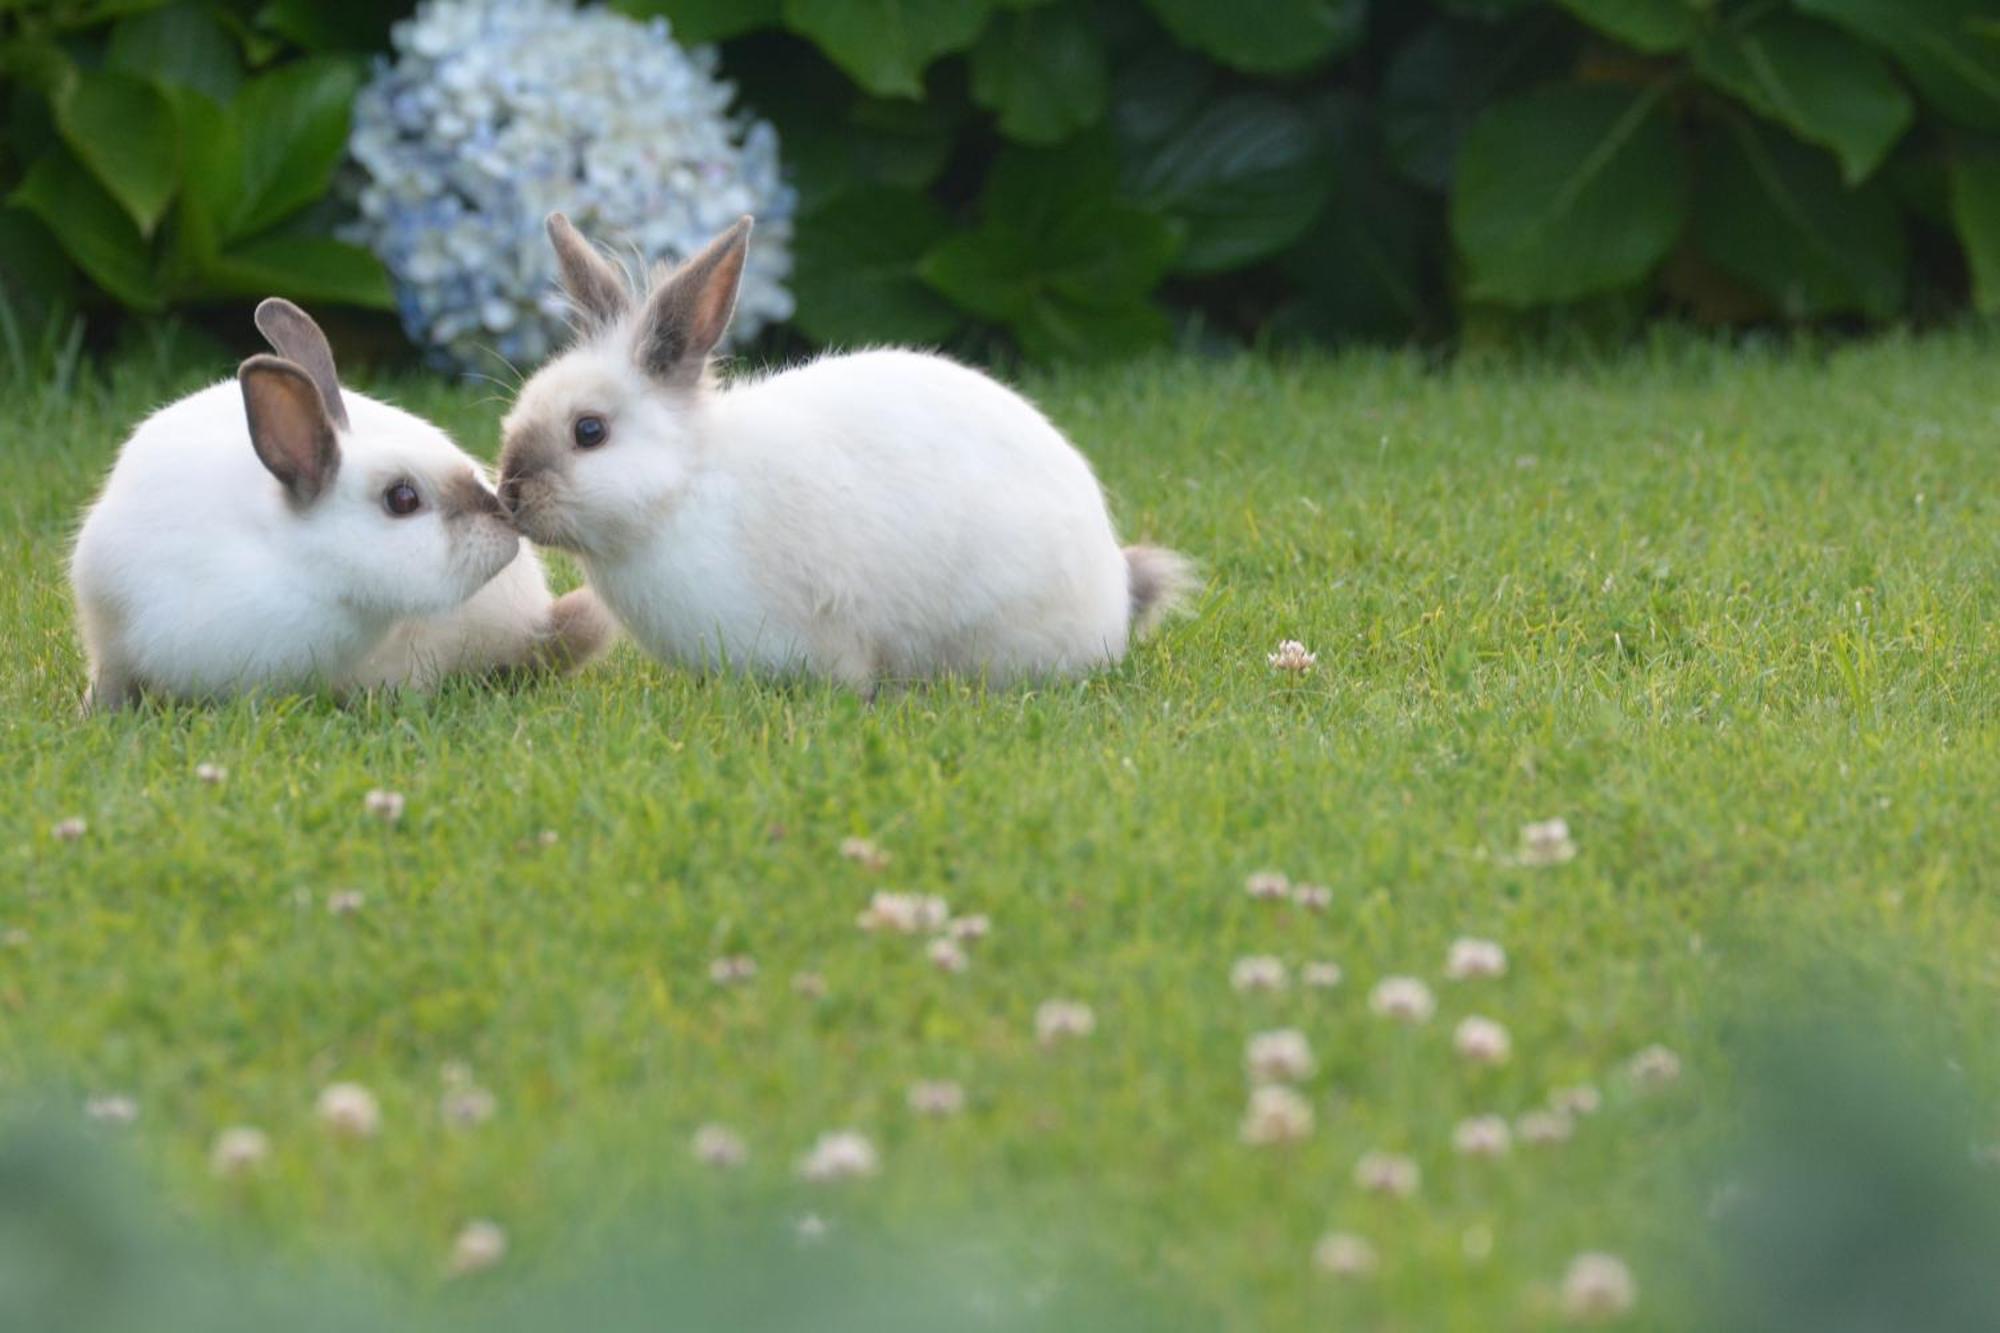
[1694,13,1914,184]
[0,206,79,330]
[106,1,243,102]
[1280,94,1440,342]
[969,5,1108,145]
[920,142,1178,360]
[1557,0,1700,54]
[1797,0,2000,133]
[10,149,161,310]
[611,0,784,42]
[162,85,233,275]
[228,57,360,239]
[1122,95,1328,274]
[1948,149,2000,314]
[1107,46,1214,149]
[1453,83,1687,304]
[780,0,989,97]
[1692,118,1906,318]
[1382,15,1573,192]
[203,234,393,309]
[792,188,961,345]
[1142,0,1364,75]
[253,0,407,54]
[54,70,180,236]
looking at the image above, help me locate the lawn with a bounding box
[3,329,1999,1331]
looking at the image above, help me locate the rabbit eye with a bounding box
[572,414,608,449]
[383,482,422,517]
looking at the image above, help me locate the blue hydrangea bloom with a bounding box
[347,0,795,375]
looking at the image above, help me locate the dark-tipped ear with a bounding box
[547,212,632,330]
[253,297,349,430]
[635,216,752,387]
[239,355,340,506]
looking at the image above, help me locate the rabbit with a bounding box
[495,213,1193,692]
[70,298,613,712]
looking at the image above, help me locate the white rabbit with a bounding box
[70,298,612,712]
[496,213,1192,691]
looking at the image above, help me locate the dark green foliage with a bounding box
[0,1,390,327]
[7,0,1999,359]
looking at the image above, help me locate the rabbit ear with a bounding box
[253,298,349,429]
[634,216,751,387]
[239,354,340,506]
[547,213,632,330]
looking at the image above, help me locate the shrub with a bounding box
[5,0,1996,363]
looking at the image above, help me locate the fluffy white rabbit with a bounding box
[70,299,612,712]
[496,213,1191,691]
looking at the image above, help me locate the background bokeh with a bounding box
[3,0,1995,375]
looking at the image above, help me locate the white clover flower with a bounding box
[1244,870,1291,901]
[327,890,366,917]
[1628,1044,1683,1091]
[1453,1115,1512,1159]
[316,1082,382,1139]
[791,971,828,999]
[52,817,87,842]
[1444,937,1507,981]
[1302,961,1343,989]
[1355,1151,1420,1198]
[1312,1232,1377,1277]
[945,914,990,943]
[708,954,757,985]
[441,1083,498,1129]
[1560,1252,1637,1322]
[1291,883,1332,912]
[1518,817,1577,866]
[348,0,795,374]
[1230,955,1289,993]
[907,1080,966,1117]
[1551,1084,1602,1116]
[797,1130,878,1182]
[448,1220,508,1276]
[838,836,890,871]
[1035,1000,1096,1046]
[84,1094,138,1125]
[1245,1029,1315,1085]
[1240,1085,1315,1145]
[363,789,405,823]
[1517,1109,1575,1146]
[692,1122,747,1167]
[195,763,228,785]
[856,892,949,935]
[1453,1016,1512,1066]
[1368,976,1435,1023]
[926,937,969,974]
[210,1126,271,1178]
[1267,640,1317,673]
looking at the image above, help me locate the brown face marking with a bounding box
[440,468,505,521]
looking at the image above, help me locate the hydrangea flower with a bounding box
[348,0,794,375]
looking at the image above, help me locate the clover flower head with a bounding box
[709,954,757,985]
[798,1130,879,1182]
[907,1079,966,1117]
[1240,1085,1315,1145]
[1453,1114,1512,1159]
[1036,999,1096,1046]
[1551,1084,1602,1116]
[1628,1044,1683,1091]
[316,1082,382,1139]
[1368,976,1435,1023]
[1517,1109,1575,1146]
[1302,960,1344,989]
[1267,640,1317,673]
[1245,1029,1315,1084]
[1444,936,1507,980]
[1291,883,1332,912]
[1355,1151,1420,1197]
[692,1122,748,1167]
[449,1220,508,1276]
[52,817,87,843]
[84,1094,138,1125]
[348,0,795,375]
[195,762,228,785]
[1453,1016,1512,1065]
[1244,870,1291,902]
[857,892,949,934]
[839,836,890,871]
[1518,817,1577,866]
[1560,1252,1637,1322]
[210,1126,271,1177]
[1231,955,1289,994]
[1312,1232,1377,1277]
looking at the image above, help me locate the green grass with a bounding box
[4,329,2000,1330]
